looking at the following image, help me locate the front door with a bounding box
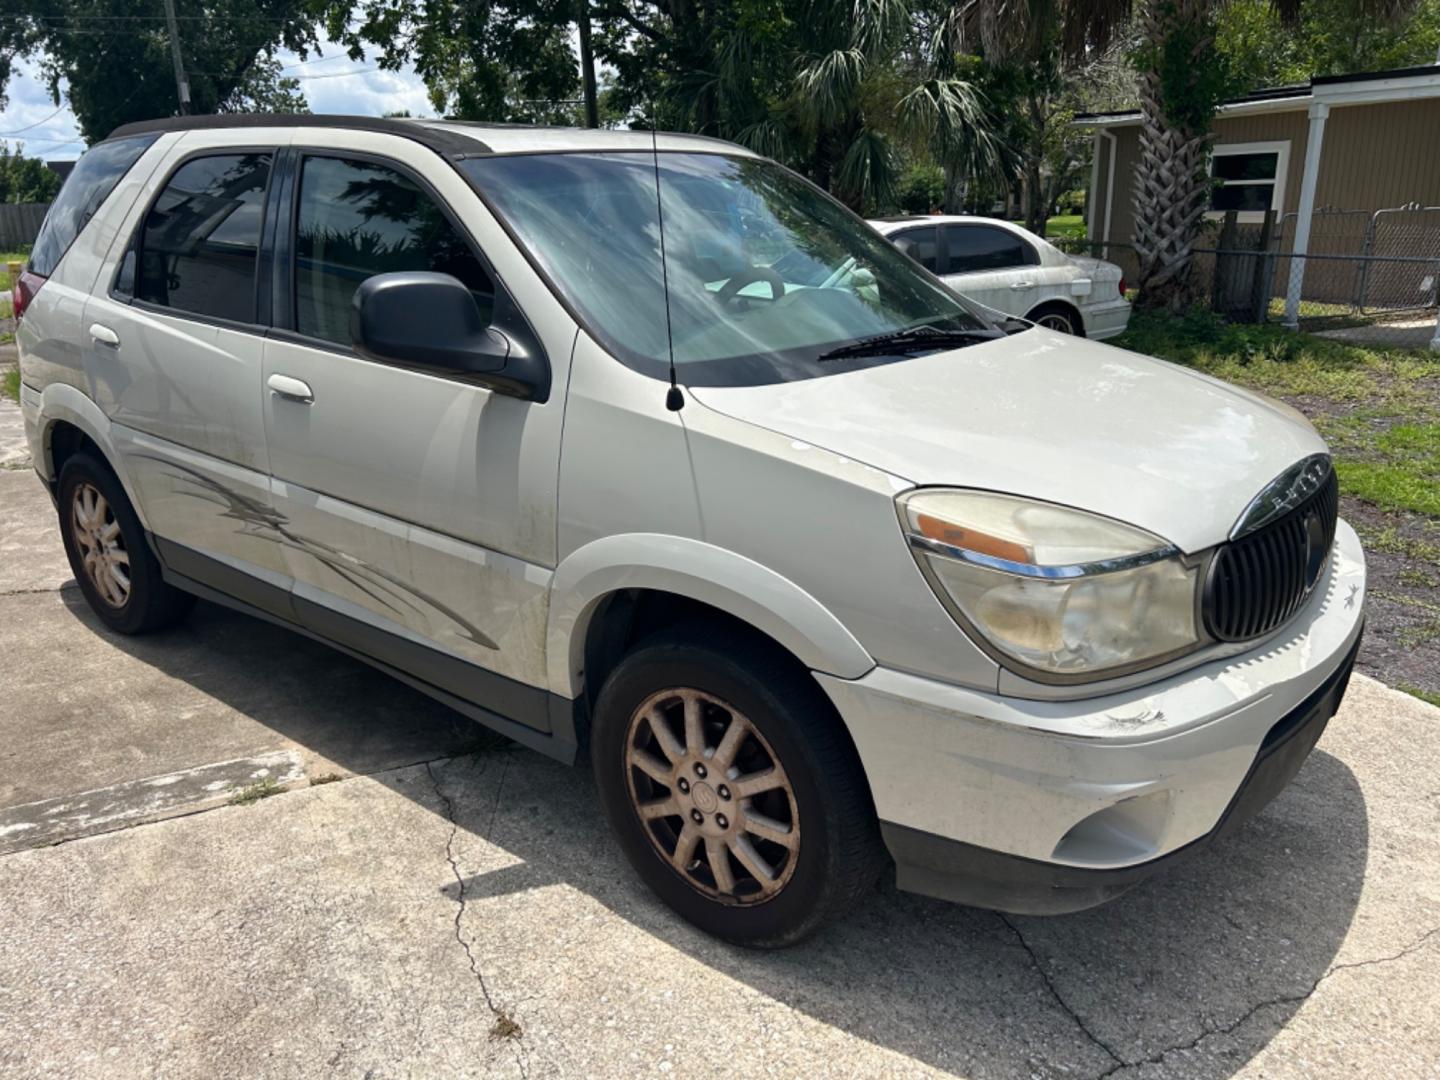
[260,143,564,726]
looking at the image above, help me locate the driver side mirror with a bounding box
[350,272,550,401]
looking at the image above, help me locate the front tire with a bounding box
[592,625,883,948]
[58,453,195,634]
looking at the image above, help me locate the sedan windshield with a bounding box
[461,152,992,386]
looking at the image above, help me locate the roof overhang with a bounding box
[1074,63,1440,129]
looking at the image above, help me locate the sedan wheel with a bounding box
[1034,308,1082,335]
[624,687,801,903]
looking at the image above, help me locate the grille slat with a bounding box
[1204,468,1340,643]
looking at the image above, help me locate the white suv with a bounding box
[14,116,1365,947]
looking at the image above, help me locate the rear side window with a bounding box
[28,134,158,277]
[132,153,272,324]
[891,227,938,272]
[293,154,495,345]
[943,224,1036,274]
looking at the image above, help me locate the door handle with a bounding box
[267,373,314,403]
[1009,281,1035,290]
[89,323,120,347]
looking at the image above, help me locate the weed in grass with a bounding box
[1354,524,1440,566]
[1333,422,1440,517]
[2,369,18,403]
[309,772,345,786]
[229,777,283,805]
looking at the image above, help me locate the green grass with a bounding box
[0,251,29,293]
[1399,684,1440,708]
[1,369,18,403]
[1045,214,1086,241]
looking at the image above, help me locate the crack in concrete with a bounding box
[998,914,1127,1069]
[0,584,77,597]
[424,755,529,1079]
[1002,918,1440,1080]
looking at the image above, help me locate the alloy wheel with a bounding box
[624,687,800,904]
[71,481,131,608]
[1037,312,1076,333]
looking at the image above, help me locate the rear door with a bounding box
[938,223,1040,316]
[86,134,293,611]
[260,136,568,728]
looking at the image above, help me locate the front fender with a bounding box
[546,532,875,699]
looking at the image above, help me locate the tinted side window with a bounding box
[891,227,938,272]
[29,135,158,277]
[295,155,495,346]
[943,225,1033,274]
[135,153,272,323]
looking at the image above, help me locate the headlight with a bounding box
[898,489,1201,678]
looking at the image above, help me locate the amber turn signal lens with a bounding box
[915,513,1033,564]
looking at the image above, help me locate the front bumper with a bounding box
[816,518,1366,914]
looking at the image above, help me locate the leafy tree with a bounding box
[314,0,584,123]
[1216,0,1440,90]
[0,140,63,202]
[220,56,309,114]
[0,1,320,143]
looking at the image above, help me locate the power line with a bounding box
[0,106,68,136]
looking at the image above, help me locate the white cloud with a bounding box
[0,36,433,162]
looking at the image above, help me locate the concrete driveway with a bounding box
[1,397,1438,1079]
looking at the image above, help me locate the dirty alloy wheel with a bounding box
[624,687,802,903]
[1033,307,1082,335]
[58,452,195,634]
[592,625,883,948]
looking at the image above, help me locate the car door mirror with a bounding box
[351,271,508,375]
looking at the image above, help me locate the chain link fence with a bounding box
[1052,205,1440,349]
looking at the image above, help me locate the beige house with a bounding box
[1077,64,1440,326]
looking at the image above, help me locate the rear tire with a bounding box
[591,624,884,948]
[58,453,195,634]
[1030,304,1084,335]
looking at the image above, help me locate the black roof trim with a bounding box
[105,114,488,156]
[1311,63,1440,86]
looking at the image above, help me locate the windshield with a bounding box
[461,152,992,386]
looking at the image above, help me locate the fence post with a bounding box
[1212,210,1238,314]
[1250,210,1275,323]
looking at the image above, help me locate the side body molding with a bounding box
[546,532,876,699]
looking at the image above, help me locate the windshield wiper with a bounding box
[816,324,1002,362]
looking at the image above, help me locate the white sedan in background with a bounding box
[869,214,1131,339]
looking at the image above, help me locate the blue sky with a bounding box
[0,36,437,162]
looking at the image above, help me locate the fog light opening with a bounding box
[1051,790,1174,867]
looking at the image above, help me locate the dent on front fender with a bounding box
[544,532,876,699]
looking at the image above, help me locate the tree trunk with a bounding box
[577,1,599,128]
[1023,161,1046,235]
[942,160,967,214]
[1131,0,1217,312]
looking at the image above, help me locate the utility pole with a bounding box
[161,0,192,115]
[577,0,598,128]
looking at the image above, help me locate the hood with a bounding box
[688,329,1327,554]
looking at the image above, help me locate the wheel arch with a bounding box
[1025,298,1086,336]
[33,385,150,528]
[546,534,875,703]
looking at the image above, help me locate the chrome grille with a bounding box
[1204,468,1340,642]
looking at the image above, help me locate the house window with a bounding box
[1209,142,1289,219]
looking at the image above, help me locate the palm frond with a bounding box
[836,126,898,208]
[795,48,869,126]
